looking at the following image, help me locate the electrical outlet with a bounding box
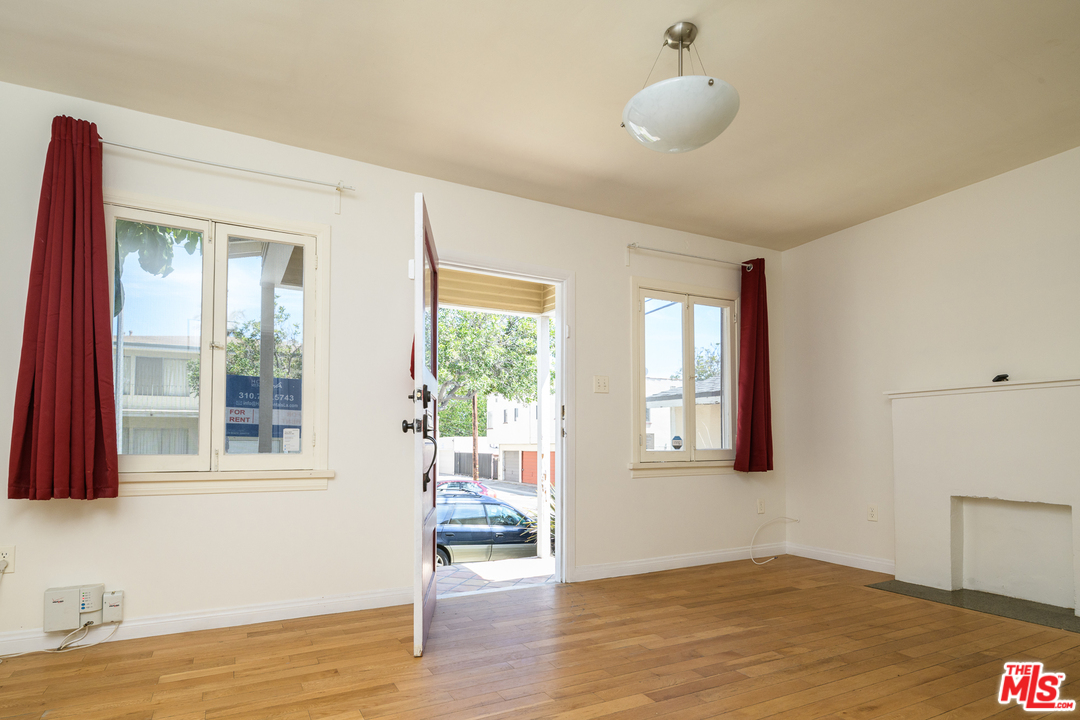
[0,546,14,573]
[593,375,609,393]
[868,504,878,522]
[756,499,765,515]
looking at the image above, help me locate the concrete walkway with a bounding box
[437,556,556,596]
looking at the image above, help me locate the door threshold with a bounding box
[438,580,559,600]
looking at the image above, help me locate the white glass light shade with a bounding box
[622,75,740,153]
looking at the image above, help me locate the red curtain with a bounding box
[734,258,773,472]
[8,117,119,500]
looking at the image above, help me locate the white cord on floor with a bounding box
[0,621,121,665]
[750,516,800,565]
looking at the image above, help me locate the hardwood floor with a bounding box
[2,556,1078,719]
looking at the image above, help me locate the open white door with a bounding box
[407,193,439,657]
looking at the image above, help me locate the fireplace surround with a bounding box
[887,379,1080,614]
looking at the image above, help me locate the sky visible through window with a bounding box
[644,297,721,380]
[644,298,681,380]
[118,248,303,339]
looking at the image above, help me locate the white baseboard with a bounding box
[569,541,894,584]
[1,544,895,655]
[0,585,411,656]
[569,542,787,583]
[785,542,895,574]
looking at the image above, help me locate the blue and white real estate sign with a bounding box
[225,375,302,441]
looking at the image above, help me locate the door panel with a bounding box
[412,194,439,657]
[444,502,493,562]
[486,504,535,560]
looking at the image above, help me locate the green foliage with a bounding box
[187,303,302,395]
[671,343,721,381]
[436,309,554,411]
[694,343,722,380]
[225,305,303,379]
[439,396,487,438]
[114,220,201,316]
[525,486,556,552]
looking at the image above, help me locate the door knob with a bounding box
[402,419,421,433]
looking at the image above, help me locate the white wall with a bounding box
[0,81,785,641]
[783,145,1080,567]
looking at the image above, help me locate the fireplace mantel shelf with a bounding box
[885,377,1080,400]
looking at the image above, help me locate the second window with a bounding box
[637,285,736,464]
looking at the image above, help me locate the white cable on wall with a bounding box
[750,516,800,565]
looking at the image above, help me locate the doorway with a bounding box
[432,261,571,595]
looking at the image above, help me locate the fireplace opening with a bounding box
[952,497,1073,608]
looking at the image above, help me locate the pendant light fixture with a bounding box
[622,22,740,153]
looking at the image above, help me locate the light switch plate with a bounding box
[0,546,14,573]
[593,375,609,393]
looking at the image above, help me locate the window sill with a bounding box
[628,461,735,478]
[118,470,335,497]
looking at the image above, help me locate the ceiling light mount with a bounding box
[622,21,740,153]
[663,22,698,51]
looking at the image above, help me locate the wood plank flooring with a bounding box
[2,556,1078,719]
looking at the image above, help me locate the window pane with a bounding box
[486,504,525,526]
[113,219,202,456]
[423,253,433,371]
[224,237,304,455]
[449,504,488,526]
[694,304,730,450]
[643,296,684,452]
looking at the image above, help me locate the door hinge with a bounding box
[639,434,643,446]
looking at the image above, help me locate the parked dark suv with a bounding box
[436,494,534,566]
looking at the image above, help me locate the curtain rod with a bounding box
[99,138,356,192]
[626,243,752,270]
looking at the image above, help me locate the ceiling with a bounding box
[2,1,1079,251]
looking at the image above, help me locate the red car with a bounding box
[436,479,494,497]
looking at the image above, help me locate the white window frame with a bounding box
[105,192,332,496]
[631,277,738,477]
[105,206,214,474]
